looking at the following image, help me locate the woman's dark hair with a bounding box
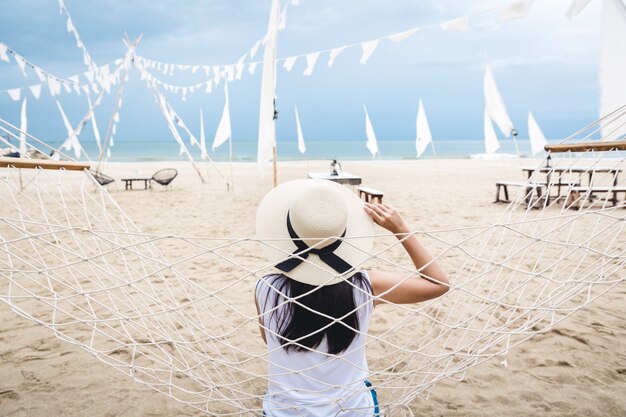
[265,272,371,355]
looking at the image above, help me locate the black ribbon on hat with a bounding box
[275,212,353,274]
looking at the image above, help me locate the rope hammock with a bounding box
[0,108,625,416]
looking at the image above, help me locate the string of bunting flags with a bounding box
[132,0,294,78]
[58,0,98,73]
[0,0,595,164]
[1,0,593,105]
[134,57,206,158]
[0,43,125,101]
[128,0,292,97]
[121,0,593,102]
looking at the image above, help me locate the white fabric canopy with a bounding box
[528,111,547,155]
[213,83,231,150]
[363,104,379,157]
[294,105,306,154]
[484,63,514,137]
[416,99,433,158]
[484,107,500,154]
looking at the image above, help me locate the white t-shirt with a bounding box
[256,271,376,416]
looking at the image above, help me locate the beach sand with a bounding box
[1,159,625,416]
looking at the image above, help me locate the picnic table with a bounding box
[307,172,362,186]
[521,165,622,205]
[121,177,152,190]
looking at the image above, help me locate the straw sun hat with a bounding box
[256,179,375,286]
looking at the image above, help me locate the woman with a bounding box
[255,180,448,416]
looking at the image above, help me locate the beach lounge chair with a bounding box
[89,170,115,186]
[152,168,178,187]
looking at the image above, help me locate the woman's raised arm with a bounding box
[363,202,449,306]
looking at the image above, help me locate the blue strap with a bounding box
[364,380,380,416]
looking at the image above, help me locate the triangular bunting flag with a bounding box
[499,0,534,22]
[360,40,380,65]
[29,84,42,99]
[7,88,21,101]
[283,56,298,72]
[303,52,320,76]
[328,46,346,68]
[441,16,470,31]
[389,28,420,43]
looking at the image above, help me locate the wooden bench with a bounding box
[494,181,547,207]
[358,186,384,203]
[121,177,152,190]
[566,186,626,209]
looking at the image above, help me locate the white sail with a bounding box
[257,0,280,165]
[19,98,27,155]
[294,105,305,154]
[528,111,548,155]
[484,107,500,154]
[416,99,432,157]
[599,0,626,138]
[213,82,231,150]
[363,104,379,157]
[484,63,514,137]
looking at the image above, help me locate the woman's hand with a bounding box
[364,202,450,306]
[363,202,410,235]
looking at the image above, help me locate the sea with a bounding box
[29,139,536,162]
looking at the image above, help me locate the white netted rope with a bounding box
[1,114,625,415]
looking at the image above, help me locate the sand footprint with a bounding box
[0,389,20,401]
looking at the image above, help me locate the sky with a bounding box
[0,0,604,158]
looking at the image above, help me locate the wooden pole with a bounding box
[0,157,90,171]
[545,141,626,153]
